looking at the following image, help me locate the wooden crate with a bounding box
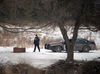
[13,47,25,53]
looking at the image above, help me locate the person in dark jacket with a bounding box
[33,34,40,52]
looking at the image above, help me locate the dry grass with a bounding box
[0,30,62,48]
[0,60,100,74]
[77,61,100,74]
[45,60,100,74]
[0,64,44,74]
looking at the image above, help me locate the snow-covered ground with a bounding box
[0,47,100,69]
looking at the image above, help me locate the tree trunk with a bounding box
[58,22,74,61]
[59,0,86,61]
[58,22,75,61]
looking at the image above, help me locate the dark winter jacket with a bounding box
[34,36,40,45]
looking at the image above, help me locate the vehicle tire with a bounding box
[52,49,56,52]
[55,46,62,52]
[50,46,56,52]
[79,51,83,52]
[83,46,90,52]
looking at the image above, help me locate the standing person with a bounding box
[33,34,40,52]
